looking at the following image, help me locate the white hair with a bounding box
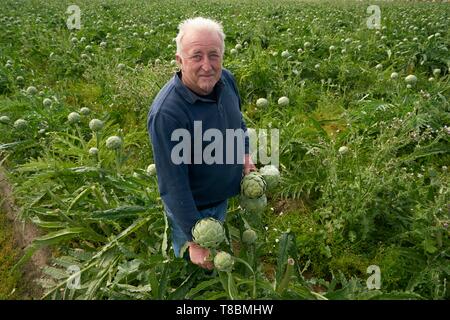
[176,17,225,56]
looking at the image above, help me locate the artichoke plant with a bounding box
[239,194,267,214]
[259,165,280,192]
[192,217,225,249]
[214,251,234,272]
[241,172,266,199]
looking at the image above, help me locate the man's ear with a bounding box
[175,53,183,70]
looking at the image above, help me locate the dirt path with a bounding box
[0,166,50,299]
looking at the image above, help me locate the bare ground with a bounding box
[0,166,50,299]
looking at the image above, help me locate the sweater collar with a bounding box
[174,71,224,104]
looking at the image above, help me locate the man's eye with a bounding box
[192,55,202,61]
[209,54,219,60]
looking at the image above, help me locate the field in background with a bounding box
[0,0,449,299]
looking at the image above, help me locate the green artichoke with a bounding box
[14,119,28,130]
[26,86,37,95]
[146,164,156,176]
[0,116,11,124]
[192,217,225,249]
[68,112,81,124]
[259,165,280,192]
[239,194,267,214]
[241,172,266,199]
[80,107,91,115]
[106,136,123,150]
[242,229,257,245]
[89,119,104,132]
[214,251,234,272]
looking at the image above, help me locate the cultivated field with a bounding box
[0,0,449,299]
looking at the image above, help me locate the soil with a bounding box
[0,166,50,299]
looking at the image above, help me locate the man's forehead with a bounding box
[182,30,222,51]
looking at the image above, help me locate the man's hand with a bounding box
[188,242,213,270]
[244,154,257,175]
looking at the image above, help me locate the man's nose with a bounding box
[201,57,212,72]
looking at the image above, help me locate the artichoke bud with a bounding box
[259,165,280,192]
[241,172,266,199]
[214,251,234,272]
[192,217,225,249]
[242,229,257,244]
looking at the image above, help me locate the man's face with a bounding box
[176,29,223,96]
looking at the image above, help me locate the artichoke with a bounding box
[80,107,91,115]
[278,96,289,107]
[0,116,11,124]
[89,119,104,131]
[14,119,28,130]
[146,164,156,176]
[68,112,81,124]
[192,217,225,249]
[241,172,266,199]
[43,98,52,107]
[405,74,417,84]
[106,136,123,150]
[256,98,268,108]
[242,229,257,245]
[89,147,98,156]
[214,251,234,272]
[239,194,267,214]
[259,165,280,192]
[26,86,37,95]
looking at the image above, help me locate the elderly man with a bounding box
[147,17,255,269]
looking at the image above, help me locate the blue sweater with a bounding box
[147,68,249,242]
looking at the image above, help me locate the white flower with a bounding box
[390,72,398,79]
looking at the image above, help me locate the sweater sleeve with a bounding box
[148,111,200,242]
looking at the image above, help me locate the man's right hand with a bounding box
[188,242,213,270]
